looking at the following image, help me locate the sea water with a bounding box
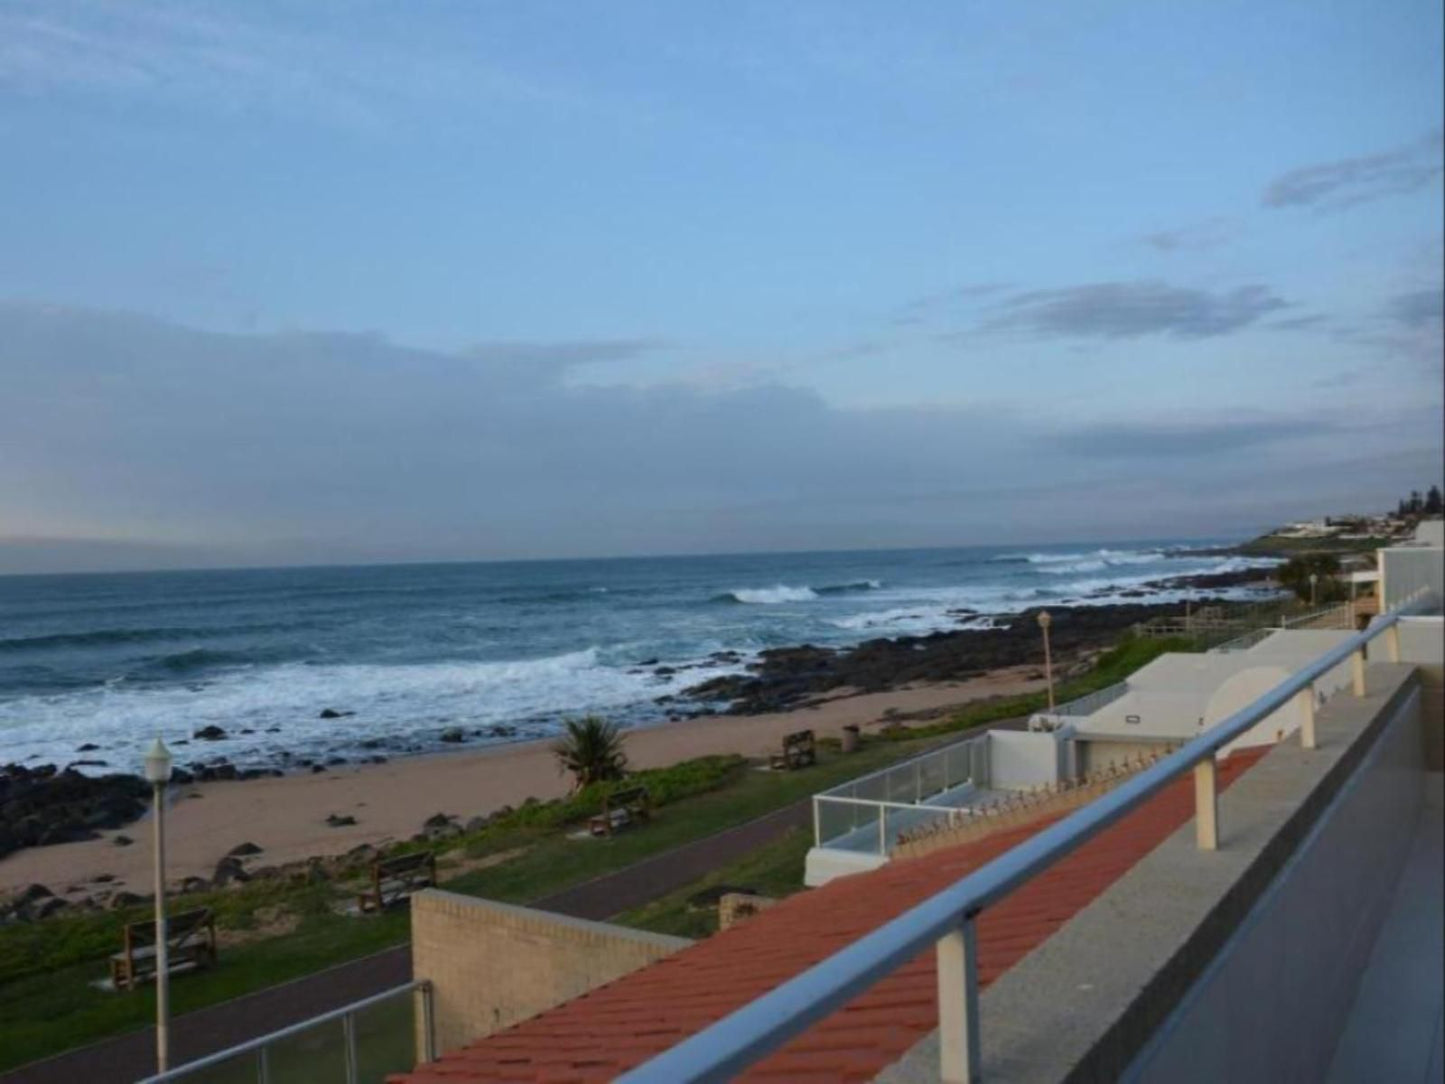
[0,542,1277,772]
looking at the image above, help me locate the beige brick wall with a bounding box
[411,889,690,1056]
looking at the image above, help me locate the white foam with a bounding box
[726,585,819,604]
[0,646,752,775]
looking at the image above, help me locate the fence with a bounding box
[619,590,1436,1084]
[136,981,433,1084]
[812,736,987,857]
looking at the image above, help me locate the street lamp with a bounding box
[1309,573,1319,607]
[1038,610,1055,711]
[143,736,173,1073]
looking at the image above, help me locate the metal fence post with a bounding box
[812,797,821,847]
[257,1045,270,1084]
[1296,685,1317,750]
[937,915,982,1084]
[1351,648,1367,697]
[1194,757,1218,850]
[878,808,888,855]
[342,1011,358,1084]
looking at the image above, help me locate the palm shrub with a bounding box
[552,716,629,791]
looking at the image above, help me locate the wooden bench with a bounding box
[770,729,817,771]
[588,785,651,837]
[110,907,216,991]
[357,851,436,914]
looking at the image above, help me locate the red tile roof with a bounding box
[396,747,1268,1084]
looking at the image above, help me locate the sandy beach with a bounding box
[0,668,1045,897]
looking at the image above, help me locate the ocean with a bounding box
[0,542,1278,774]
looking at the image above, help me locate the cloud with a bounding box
[0,1,626,130]
[1261,130,1444,210]
[0,302,1437,573]
[1054,417,1330,458]
[979,281,1288,340]
[1388,288,1444,331]
[1138,219,1237,254]
[890,283,1012,326]
[1265,314,1330,332]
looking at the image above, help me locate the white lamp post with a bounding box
[1038,611,1055,711]
[1309,573,1319,607]
[143,736,174,1073]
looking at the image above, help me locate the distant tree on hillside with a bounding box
[1427,485,1444,515]
[1278,553,1343,603]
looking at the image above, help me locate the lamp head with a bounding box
[143,736,173,785]
[1037,610,1052,629]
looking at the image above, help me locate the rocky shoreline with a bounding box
[679,569,1271,715]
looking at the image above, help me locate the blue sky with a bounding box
[0,1,1441,571]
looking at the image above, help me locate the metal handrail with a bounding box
[135,980,431,1083]
[619,592,1435,1084]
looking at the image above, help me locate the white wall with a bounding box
[986,730,1063,788]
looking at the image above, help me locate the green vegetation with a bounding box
[1276,553,1346,603]
[552,715,629,790]
[1237,534,1391,557]
[0,632,1192,1071]
[616,827,814,940]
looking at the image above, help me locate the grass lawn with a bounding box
[0,634,1193,1072]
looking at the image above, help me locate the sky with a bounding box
[0,0,1441,573]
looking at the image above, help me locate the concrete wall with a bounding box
[1126,685,1425,1083]
[411,889,690,1056]
[1381,545,1444,608]
[986,730,1063,788]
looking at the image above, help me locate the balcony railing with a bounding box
[135,980,433,1084]
[618,590,1436,1084]
[812,736,985,856]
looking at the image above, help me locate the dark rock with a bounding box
[212,856,251,886]
[0,763,150,859]
[110,891,146,910]
[679,602,1248,715]
[93,873,116,883]
[32,897,68,919]
[227,841,263,857]
[311,764,327,774]
[16,883,52,905]
[113,834,134,847]
[180,876,209,894]
[325,813,357,828]
[76,743,100,752]
[439,727,465,744]
[170,768,195,786]
[195,725,227,741]
[319,708,355,719]
[464,815,489,833]
[423,812,454,830]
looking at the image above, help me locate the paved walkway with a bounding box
[1,800,812,1084]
